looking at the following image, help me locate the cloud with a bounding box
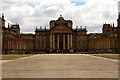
[118,1,120,12]
[1,0,118,33]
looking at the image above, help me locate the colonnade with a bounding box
[50,33,72,49]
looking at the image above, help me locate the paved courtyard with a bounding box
[2,54,118,78]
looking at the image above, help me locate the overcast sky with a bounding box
[0,0,120,33]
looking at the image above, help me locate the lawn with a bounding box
[0,54,32,60]
[92,54,120,60]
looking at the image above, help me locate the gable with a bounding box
[49,15,73,33]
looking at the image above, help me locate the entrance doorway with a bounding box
[59,40,63,49]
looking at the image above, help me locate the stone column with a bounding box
[93,39,95,50]
[19,41,21,49]
[50,34,53,49]
[53,34,55,49]
[76,34,78,49]
[8,41,9,49]
[57,34,59,49]
[68,34,69,49]
[11,41,12,49]
[9,41,11,49]
[70,34,72,49]
[63,34,65,49]
[10,41,11,49]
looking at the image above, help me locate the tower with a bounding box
[10,24,20,34]
[50,20,55,29]
[117,1,120,53]
[0,13,6,53]
[0,13,5,28]
[117,12,120,27]
[117,1,120,27]
[67,20,72,28]
[102,23,112,34]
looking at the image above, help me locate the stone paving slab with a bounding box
[2,54,118,78]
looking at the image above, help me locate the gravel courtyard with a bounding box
[2,54,118,78]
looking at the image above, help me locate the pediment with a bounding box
[50,25,72,33]
[56,19,66,25]
[50,15,73,33]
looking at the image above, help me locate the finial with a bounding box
[40,26,42,29]
[76,26,78,29]
[60,14,62,17]
[8,23,10,28]
[2,13,4,19]
[36,26,37,30]
[119,12,120,18]
[85,26,86,29]
[110,24,112,27]
[113,22,114,27]
[80,26,82,29]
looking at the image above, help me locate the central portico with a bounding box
[50,15,72,50]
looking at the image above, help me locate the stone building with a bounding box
[1,13,120,54]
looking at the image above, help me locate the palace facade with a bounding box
[1,13,120,54]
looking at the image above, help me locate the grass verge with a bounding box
[92,54,120,60]
[0,54,31,60]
